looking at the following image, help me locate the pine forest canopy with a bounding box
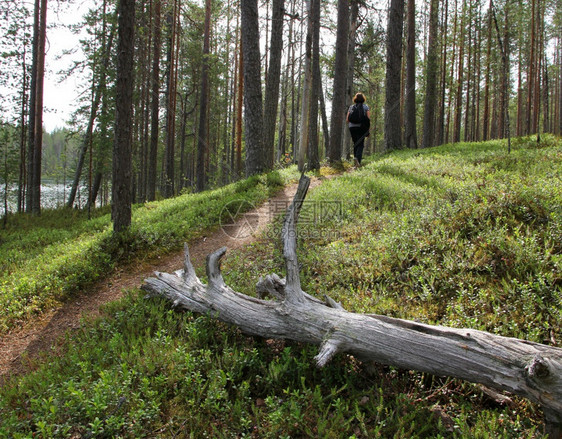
[0,0,561,218]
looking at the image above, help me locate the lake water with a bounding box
[0,181,90,216]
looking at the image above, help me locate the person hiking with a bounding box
[347,92,371,167]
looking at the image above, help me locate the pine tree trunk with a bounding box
[31,0,47,215]
[543,54,549,133]
[147,0,162,201]
[527,0,536,135]
[328,0,349,163]
[384,0,405,151]
[422,0,439,149]
[317,64,330,160]
[482,3,492,141]
[558,34,562,136]
[18,45,28,213]
[163,0,179,198]
[235,41,243,177]
[112,0,135,233]
[343,0,359,160]
[26,0,47,215]
[26,0,39,214]
[221,3,233,185]
[89,171,103,208]
[307,0,320,170]
[404,0,417,149]
[241,0,265,176]
[533,1,544,138]
[498,3,510,139]
[453,2,465,143]
[229,17,239,176]
[464,5,472,142]
[436,0,448,147]
[263,0,284,170]
[277,8,296,163]
[516,42,523,137]
[137,2,149,202]
[196,0,211,192]
[298,0,313,171]
[473,6,482,141]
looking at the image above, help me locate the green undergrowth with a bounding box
[220,135,561,436]
[0,168,299,334]
[0,292,544,438]
[227,137,561,343]
[1,136,560,437]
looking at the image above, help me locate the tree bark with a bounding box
[298,0,313,172]
[163,0,179,198]
[464,4,473,142]
[527,0,536,135]
[327,0,349,163]
[422,0,439,149]
[147,0,162,201]
[497,2,508,139]
[491,1,512,152]
[263,0,284,169]
[33,0,48,215]
[343,0,359,160]
[196,0,212,192]
[482,1,492,141]
[317,62,330,160]
[453,2,465,143]
[112,0,135,233]
[404,0,417,149]
[235,39,244,177]
[516,40,523,137]
[241,0,265,176]
[436,0,448,147]
[384,0,405,151]
[143,175,562,435]
[557,33,562,136]
[543,54,549,134]
[18,43,28,213]
[26,0,47,215]
[533,0,542,138]
[136,1,149,202]
[307,0,320,170]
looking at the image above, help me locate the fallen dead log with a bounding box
[142,175,562,437]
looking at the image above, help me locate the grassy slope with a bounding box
[0,169,299,333]
[1,137,561,438]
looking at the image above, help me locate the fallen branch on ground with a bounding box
[142,175,562,437]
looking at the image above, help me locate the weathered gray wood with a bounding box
[142,175,562,436]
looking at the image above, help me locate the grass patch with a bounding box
[0,168,299,333]
[299,138,561,343]
[0,291,544,438]
[1,136,560,437]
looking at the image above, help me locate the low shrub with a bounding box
[0,167,299,333]
[1,138,560,437]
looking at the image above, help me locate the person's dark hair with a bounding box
[353,93,366,104]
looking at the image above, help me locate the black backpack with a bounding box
[348,103,366,124]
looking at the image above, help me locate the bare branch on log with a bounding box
[142,175,562,435]
[281,172,310,303]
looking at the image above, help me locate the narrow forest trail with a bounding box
[0,176,328,382]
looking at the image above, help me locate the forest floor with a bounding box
[0,176,328,382]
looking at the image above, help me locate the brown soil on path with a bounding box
[0,177,327,382]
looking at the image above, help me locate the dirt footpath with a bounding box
[0,177,325,381]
